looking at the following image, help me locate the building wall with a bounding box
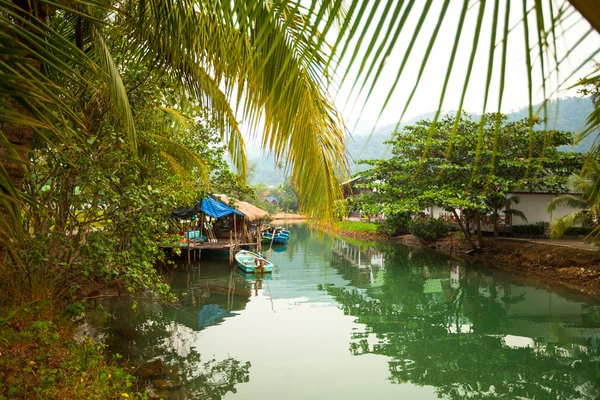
[508,193,577,226]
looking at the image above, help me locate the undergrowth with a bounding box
[0,297,146,399]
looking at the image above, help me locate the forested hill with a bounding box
[248,96,597,185]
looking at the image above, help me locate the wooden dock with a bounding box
[174,235,262,264]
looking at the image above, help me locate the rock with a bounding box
[135,359,163,379]
[152,378,184,390]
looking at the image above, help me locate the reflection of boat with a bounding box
[236,270,273,280]
[269,242,288,253]
[235,250,274,273]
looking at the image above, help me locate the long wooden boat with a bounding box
[235,250,274,273]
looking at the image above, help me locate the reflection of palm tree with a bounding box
[547,161,600,241]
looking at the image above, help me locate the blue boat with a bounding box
[261,231,288,244]
[235,250,274,273]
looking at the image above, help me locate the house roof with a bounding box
[214,194,270,222]
[266,196,279,203]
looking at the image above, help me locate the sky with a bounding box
[242,1,600,153]
[330,1,600,135]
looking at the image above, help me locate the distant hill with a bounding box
[248,97,598,185]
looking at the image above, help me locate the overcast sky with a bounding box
[242,1,600,154]
[333,1,600,135]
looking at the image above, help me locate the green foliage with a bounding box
[377,212,412,236]
[409,218,451,243]
[351,113,583,248]
[0,301,145,399]
[547,160,600,241]
[339,220,379,234]
[512,224,546,236]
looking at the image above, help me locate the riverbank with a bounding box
[0,294,144,399]
[338,228,600,298]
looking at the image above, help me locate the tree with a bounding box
[355,113,583,248]
[0,0,349,265]
[547,160,600,241]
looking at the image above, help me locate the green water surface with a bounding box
[89,224,600,399]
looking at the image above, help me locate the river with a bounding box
[87,224,600,399]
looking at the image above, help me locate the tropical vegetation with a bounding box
[1,0,600,396]
[348,113,584,248]
[547,160,600,241]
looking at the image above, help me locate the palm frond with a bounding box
[503,208,528,222]
[549,210,589,238]
[546,194,587,212]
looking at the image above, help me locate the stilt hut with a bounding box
[213,194,270,244]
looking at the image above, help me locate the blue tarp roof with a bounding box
[171,197,243,220]
[201,197,243,219]
[266,196,279,203]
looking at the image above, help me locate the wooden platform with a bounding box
[180,241,258,250]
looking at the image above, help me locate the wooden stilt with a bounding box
[229,231,234,265]
[233,215,237,243]
[257,228,262,253]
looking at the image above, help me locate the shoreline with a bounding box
[338,230,600,300]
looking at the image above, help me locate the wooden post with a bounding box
[233,214,237,243]
[257,228,262,253]
[229,231,234,265]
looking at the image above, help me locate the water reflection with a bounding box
[89,225,600,399]
[87,262,254,399]
[325,237,600,399]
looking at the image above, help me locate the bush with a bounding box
[512,224,545,236]
[377,212,412,236]
[563,226,598,236]
[409,218,450,243]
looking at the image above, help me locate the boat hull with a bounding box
[235,250,274,273]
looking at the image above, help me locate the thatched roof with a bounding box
[214,194,270,222]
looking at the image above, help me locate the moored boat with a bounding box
[235,250,274,273]
[261,232,288,244]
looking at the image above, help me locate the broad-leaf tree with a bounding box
[353,114,583,248]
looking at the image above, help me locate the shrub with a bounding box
[512,224,545,236]
[377,212,412,236]
[409,218,450,243]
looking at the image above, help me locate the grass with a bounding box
[339,220,379,234]
[0,296,147,399]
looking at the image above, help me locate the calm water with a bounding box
[89,224,600,399]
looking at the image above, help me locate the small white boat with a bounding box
[235,250,273,273]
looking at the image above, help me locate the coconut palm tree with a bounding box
[547,160,600,241]
[484,194,528,239]
[3,0,600,240]
[0,0,350,259]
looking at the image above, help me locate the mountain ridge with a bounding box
[248,96,597,185]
